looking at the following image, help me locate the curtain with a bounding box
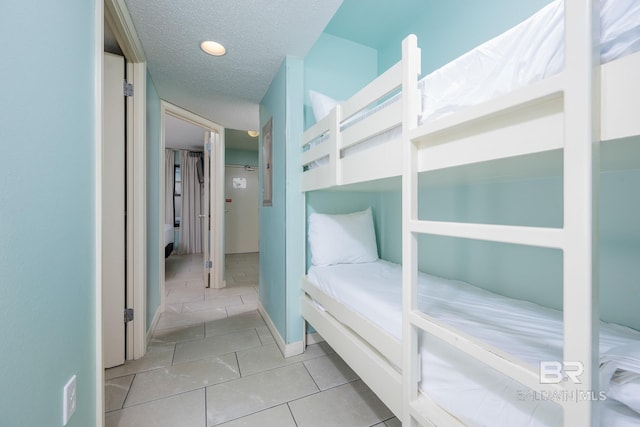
[164,149,175,228]
[178,150,204,254]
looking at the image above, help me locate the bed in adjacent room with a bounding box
[164,223,174,258]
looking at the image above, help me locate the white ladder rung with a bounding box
[409,219,564,249]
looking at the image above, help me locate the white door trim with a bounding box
[105,0,147,361]
[97,1,147,425]
[94,3,104,425]
[160,102,226,306]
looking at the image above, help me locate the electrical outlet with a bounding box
[62,375,77,426]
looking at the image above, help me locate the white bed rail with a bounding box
[402,1,600,426]
[301,41,418,192]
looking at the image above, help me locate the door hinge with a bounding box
[124,308,134,323]
[205,260,213,269]
[205,142,212,153]
[123,81,134,97]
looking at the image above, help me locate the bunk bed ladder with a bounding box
[401,0,601,425]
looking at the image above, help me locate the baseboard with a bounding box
[146,304,163,349]
[257,302,304,358]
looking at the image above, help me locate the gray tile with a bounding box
[105,389,205,427]
[372,418,402,427]
[183,295,243,312]
[206,285,257,299]
[303,353,359,390]
[240,293,258,304]
[226,302,258,316]
[104,374,134,412]
[385,417,402,427]
[125,353,239,407]
[105,347,174,380]
[166,286,205,305]
[174,328,261,365]
[288,380,393,427]
[206,363,318,425]
[151,323,204,345]
[256,326,275,345]
[156,306,227,330]
[216,404,297,427]
[236,343,332,377]
[205,310,265,337]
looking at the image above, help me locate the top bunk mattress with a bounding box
[417,0,640,124]
[309,0,640,140]
[307,260,640,426]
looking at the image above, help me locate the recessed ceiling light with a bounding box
[247,130,259,137]
[200,41,226,56]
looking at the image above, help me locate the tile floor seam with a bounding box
[235,359,312,380]
[234,351,242,377]
[301,358,322,392]
[117,387,205,412]
[170,340,178,366]
[209,400,300,427]
[286,402,300,427]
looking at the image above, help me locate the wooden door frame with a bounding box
[160,102,226,310]
[96,0,147,424]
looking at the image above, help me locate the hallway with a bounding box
[104,253,398,427]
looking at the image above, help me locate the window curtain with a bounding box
[164,149,174,228]
[177,150,204,254]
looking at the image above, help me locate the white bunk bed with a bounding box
[300,0,640,426]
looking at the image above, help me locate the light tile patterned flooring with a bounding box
[105,252,400,427]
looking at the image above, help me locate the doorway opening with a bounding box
[160,102,226,316]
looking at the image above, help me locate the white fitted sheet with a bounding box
[307,260,640,426]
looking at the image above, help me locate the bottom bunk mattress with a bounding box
[307,260,640,426]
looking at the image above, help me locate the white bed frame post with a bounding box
[331,105,342,186]
[401,34,424,427]
[563,0,600,425]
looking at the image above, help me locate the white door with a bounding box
[224,165,259,254]
[103,53,126,368]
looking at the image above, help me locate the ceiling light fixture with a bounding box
[247,130,259,137]
[200,40,226,56]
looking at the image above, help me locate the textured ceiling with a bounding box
[124,0,342,131]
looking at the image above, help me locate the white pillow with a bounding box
[308,207,378,266]
[309,90,339,122]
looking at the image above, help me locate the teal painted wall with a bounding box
[259,60,288,342]
[259,57,306,344]
[146,74,162,330]
[0,1,98,426]
[376,167,640,331]
[225,149,258,167]
[284,58,305,343]
[377,0,552,74]
[303,33,377,129]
